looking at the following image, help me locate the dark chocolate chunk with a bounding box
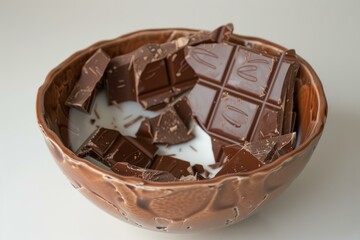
[172,96,193,128]
[284,77,300,134]
[211,137,231,163]
[136,118,153,141]
[192,164,205,174]
[105,24,233,110]
[150,155,192,179]
[222,132,297,164]
[185,43,299,158]
[273,132,297,156]
[136,100,194,145]
[223,141,276,164]
[105,39,195,110]
[151,108,194,144]
[105,52,136,104]
[187,23,234,46]
[192,164,210,179]
[77,127,120,158]
[77,127,157,168]
[215,149,264,177]
[104,136,157,168]
[66,49,110,113]
[111,162,177,182]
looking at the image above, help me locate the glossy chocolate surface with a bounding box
[136,98,194,145]
[111,162,178,182]
[65,49,110,113]
[185,44,299,156]
[36,28,327,232]
[215,149,264,176]
[77,127,157,168]
[106,24,233,110]
[223,132,296,164]
[150,155,192,179]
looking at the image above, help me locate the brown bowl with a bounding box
[36,28,327,232]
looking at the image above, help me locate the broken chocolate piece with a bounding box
[172,96,193,128]
[105,52,136,104]
[222,132,297,164]
[77,127,120,158]
[136,104,194,145]
[185,43,299,160]
[188,23,233,45]
[215,149,264,177]
[136,119,153,141]
[223,140,276,164]
[77,127,157,168]
[150,155,192,179]
[105,24,233,110]
[274,132,297,156]
[106,39,194,110]
[211,137,231,163]
[66,49,110,113]
[192,164,210,179]
[111,162,177,182]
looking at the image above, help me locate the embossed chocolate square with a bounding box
[185,43,299,160]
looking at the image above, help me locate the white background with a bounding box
[1,0,360,239]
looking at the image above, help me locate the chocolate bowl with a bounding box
[36,28,327,232]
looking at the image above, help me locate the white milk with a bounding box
[68,90,221,177]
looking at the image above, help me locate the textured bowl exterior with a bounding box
[36,29,327,232]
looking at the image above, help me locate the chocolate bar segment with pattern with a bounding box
[105,24,233,110]
[77,127,157,168]
[185,43,299,160]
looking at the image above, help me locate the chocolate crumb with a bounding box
[190,145,197,152]
[94,108,100,119]
[90,119,96,125]
[123,114,133,120]
[203,169,210,178]
[169,125,178,132]
[123,116,143,128]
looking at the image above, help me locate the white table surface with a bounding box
[1,0,360,239]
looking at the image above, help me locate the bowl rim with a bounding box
[36,27,328,187]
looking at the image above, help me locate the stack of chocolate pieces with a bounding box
[66,24,299,182]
